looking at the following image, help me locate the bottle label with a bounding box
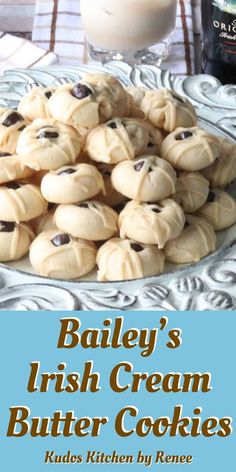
[212,5,236,56]
[202,0,236,81]
[213,18,236,40]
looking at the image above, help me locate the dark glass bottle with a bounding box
[202,0,236,84]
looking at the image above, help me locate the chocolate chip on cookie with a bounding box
[77,202,89,208]
[130,243,144,252]
[71,83,93,100]
[38,129,59,139]
[45,91,53,99]
[134,161,145,172]
[5,182,21,190]
[107,121,117,129]
[2,112,24,127]
[0,152,12,157]
[151,206,161,214]
[51,233,70,247]
[58,168,77,176]
[0,221,15,232]
[175,130,193,141]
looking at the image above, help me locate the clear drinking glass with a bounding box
[80,0,177,65]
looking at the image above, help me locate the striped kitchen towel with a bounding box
[0,31,58,73]
[32,0,194,76]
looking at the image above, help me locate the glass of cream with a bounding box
[80,0,177,65]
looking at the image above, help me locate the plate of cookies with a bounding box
[0,63,236,284]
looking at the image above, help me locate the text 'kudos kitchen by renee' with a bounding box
[6,316,233,439]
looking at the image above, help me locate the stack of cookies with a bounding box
[0,73,236,281]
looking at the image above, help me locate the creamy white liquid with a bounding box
[80,0,177,51]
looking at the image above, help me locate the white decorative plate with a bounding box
[0,61,236,311]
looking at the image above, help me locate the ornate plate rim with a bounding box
[0,61,236,292]
[1,236,236,288]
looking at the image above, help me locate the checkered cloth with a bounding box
[0,31,58,73]
[0,0,195,76]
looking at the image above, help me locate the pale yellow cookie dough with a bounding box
[54,201,119,241]
[29,230,97,279]
[0,151,34,184]
[84,118,163,165]
[48,73,130,129]
[126,86,146,119]
[0,108,28,154]
[140,88,197,132]
[30,207,57,236]
[97,238,165,281]
[161,127,220,171]
[119,199,185,248]
[173,171,209,213]
[95,163,125,208]
[112,155,176,202]
[195,190,236,230]
[0,221,34,262]
[126,86,146,108]
[41,163,105,203]
[0,182,48,223]
[165,215,216,263]
[18,86,55,121]
[201,138,236,188]
[16,118,82,171]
